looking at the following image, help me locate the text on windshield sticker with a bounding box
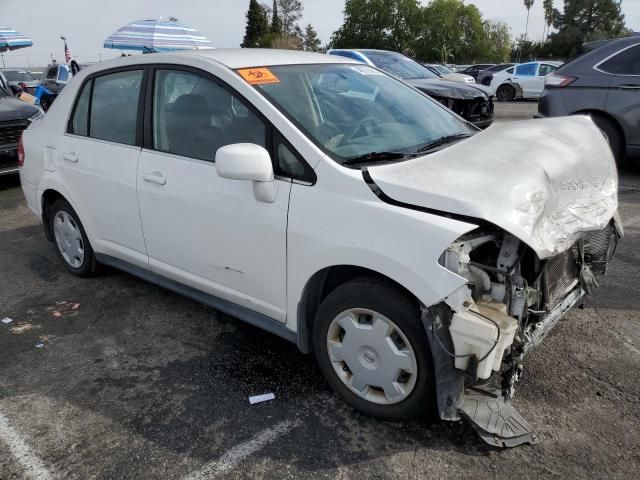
[237,68,280,85]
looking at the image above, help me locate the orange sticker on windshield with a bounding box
[237,67,280,85]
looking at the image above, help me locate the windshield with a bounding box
[2,70,35,82]
[433,65,452,74]
[361,51,439,80]
[252,64,474,163]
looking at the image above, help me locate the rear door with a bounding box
[598,43,640,148]
[60,67,148,268]
[536,63,559,96]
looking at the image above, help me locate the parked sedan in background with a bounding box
[0,68,39,94]
[425,64,475,84]
[537,36,640,164]
[328,49,494,128]
[476,63,516,86]
[490,61,563,101]
[457,63,495,80]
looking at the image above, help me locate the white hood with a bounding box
[368,116,618,259]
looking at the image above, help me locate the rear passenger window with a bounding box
[70,80,91,136]
[152,69,266,161]
[90,70,143,145]
[599,44,640,75]
[538,64,557,76]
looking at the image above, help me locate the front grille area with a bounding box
[0,120,29,152]
[452,97,493,125]
[543,248,579,309]
[582,224,618,276]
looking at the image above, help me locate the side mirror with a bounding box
[216,143,277,203]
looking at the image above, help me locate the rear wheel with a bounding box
[49,198,99,277]
[590,114,625,166]
[312,278,435,420]
[496,84,516,102]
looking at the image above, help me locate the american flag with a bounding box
[64,41,71,64]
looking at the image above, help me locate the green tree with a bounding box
[523,0,534,39]
[416,0,487,63]
[271,0,282,33]
[547,0,627,58]
[241,0,269,48]
[482,20,512,62]
[542,0,555,39]
[303,24,322,51]
[330,0,421,53]
[278,0,304,36]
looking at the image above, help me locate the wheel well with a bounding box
[297,265,419,353]
[41,189,65,240]
[573,109,626,148]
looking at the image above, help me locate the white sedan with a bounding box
[18,49,619,447]
[490,61,563,101]
[425,64,476,84]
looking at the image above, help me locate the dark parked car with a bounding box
[0,81,43,175]
[476,63,516,86]
[327,49,494,128]
[457,63,495,80]
[537,36,640,163]
[0,68,39,95]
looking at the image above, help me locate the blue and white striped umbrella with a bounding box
[0,26,33,52]
[103,18,213,52]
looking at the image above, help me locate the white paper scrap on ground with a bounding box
[249,393,275,405]
[1,317,13,324]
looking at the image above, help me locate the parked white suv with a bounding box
[19,50,621,447]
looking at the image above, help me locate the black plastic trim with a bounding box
[95,253,297,345]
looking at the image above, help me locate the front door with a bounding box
[512,63,539,98]
[136,68,291,322]
[61,68,148,268]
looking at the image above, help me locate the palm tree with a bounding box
[542,0,554,40]
[524,0,534,40]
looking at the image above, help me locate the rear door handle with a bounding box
[142,171,166,185]
[62,152,78,163]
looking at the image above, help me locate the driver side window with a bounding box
[152,69,266,162]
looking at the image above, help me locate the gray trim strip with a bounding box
[95,253,298,345]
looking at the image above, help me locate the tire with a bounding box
[48,198,99,277]
[312,278,436,421]
[496,84,516,102]
[590,114,625,166]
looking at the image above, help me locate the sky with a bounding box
[1,0,639,68]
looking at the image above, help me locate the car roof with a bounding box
[558,35,640,73]
[95,48,359,72]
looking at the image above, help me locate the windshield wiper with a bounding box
[342,151,408,165]
[415,133,472,154]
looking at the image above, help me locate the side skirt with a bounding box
[95,254,298,346]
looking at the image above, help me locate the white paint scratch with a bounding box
[183,419,300,479]
[0,412,53,480]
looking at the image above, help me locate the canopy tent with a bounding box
[103,18,213,53]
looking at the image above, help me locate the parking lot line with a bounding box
[0,411,54,480]
[182,419,301,479]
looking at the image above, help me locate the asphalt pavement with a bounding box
[1,102,639,479]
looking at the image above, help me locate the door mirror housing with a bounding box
[216,143,278,203]
[216,143,274,182]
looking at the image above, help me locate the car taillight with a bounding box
[17,134,25,167]
[545,73,576,87]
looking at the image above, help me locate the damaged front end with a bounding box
[424,221,622,447]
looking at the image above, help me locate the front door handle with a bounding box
[62,152,78,163]
[142,171,166,185]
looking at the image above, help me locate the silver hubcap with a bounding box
[326,308,417,405]
[53,211,84,268]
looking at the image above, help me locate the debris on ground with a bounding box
[34,341,44,348]
[47,302,81,318]
[249,393,276,405]
[1,317,13,324]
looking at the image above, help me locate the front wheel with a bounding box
[312,278,436,420]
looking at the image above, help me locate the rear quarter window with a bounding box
[598,44,640,75]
